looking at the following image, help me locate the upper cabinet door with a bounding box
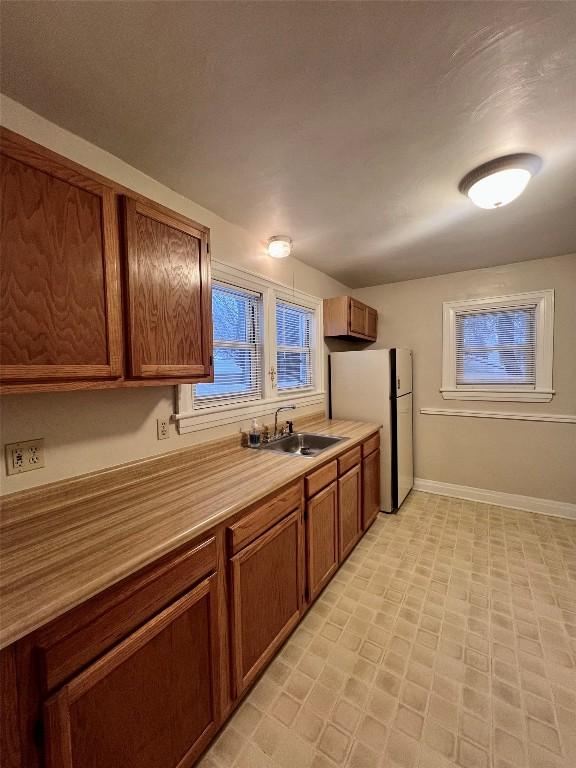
[349,299,367,336]
[323,296,378,341]
[122,197,213,380]
[365,307,378,340]
[0,131,123,385]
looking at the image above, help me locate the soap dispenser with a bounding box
[248,419,261,448]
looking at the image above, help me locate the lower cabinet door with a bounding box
[230,510,302,696]
[338,464,362,560]
[363,449,381,529]
[43,575,220,768]
[306,482,339,602]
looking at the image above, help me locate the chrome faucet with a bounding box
[274,404,296,439]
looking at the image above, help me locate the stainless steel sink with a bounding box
[260,432,347,457]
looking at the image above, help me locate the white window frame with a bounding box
[274,293,317,395]
[441,289,554,402]
[175,261,325,433]
[193,279,264,409]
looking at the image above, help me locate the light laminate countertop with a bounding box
[0,418,380,649]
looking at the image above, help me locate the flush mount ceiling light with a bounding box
[267,235,292,259]
[459,153,542,210]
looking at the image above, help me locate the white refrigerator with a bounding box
[329,349,413,513]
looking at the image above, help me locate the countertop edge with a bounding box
[1,419,381,649]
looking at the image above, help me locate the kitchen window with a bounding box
[175,262,324,432]
[194,282,263,407]
[275,300,314,392]
[441,290,554,402]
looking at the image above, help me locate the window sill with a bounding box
[175,390,326,434]
[440,389,554,403]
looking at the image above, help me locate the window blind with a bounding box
[455,305,537,386]
[276,300,313,391]
[194,282,263,406]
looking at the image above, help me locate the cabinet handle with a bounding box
[397,378,401,390]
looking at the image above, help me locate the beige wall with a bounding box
[353,253,576,504]
[0,96,349,494]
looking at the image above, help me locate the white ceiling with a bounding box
[2,1,576,287]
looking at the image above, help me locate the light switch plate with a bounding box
[5,438,45,475]
[157,418,170,440]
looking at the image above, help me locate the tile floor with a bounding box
[200,491,576,768]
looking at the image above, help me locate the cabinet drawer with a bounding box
[228,481,302,555]
[305,460,338,498]
[362,432,380,458]
[35,536,217,693]
[338,445,362,475]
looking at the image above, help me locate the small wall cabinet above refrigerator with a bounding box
[323,296,378,341]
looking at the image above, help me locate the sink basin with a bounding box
[260,432,347,457]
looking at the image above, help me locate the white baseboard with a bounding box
[413,478,576,521]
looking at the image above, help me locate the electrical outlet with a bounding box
[5,438,45,475]
[157,418,170,440]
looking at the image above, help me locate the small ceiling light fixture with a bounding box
[267,235,292,259]
[459,153,542,210]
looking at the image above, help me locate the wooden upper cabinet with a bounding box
[43,576,220,768]
[122,197,212,380]
[366,307,378,339]
[0,130,123,388]
[349,299,367,336]
[323,296,378,341]
[0,129,214,394]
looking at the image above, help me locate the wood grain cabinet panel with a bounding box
[227,481,302,555]
[366,307,378,339]
[363,448,381,530]
[305,460,337,498]
[306,482,339,602]
[322,296,378,341]
[362,432,380,458]
[230,510,303,696]
[43,576,220,768]
[338,464,362,560]
[123,197,212,380]
[349,299,368,336]
[36,536,217,694]
[0,135,122,385]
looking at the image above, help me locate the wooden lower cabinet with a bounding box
[43,576,220,768]
[230,510,303,696]
[306,481,339,602]
[363,448,381,529]
[4,435,383,768]
[338,464,362,560]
